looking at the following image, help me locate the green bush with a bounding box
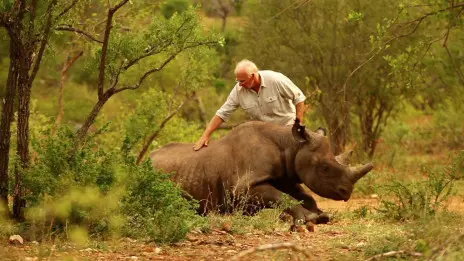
[161,0,190,19]
[20,120,200,243]
[120,160,200,243]
[25,125,116,206]
[434,101,464,149]
[378,151,463,220]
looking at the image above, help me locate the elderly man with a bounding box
[193,59,306,151]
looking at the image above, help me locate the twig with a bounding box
[228,242,311,261]
[55,0,78,21]
[364,250,423,261]
[266,0,312,22]
[442,24,464,87]
[97,0,129,99]
[29,0,57,85]
[55,25,103,44]
[135,94,194,165]
[52,50,84,134]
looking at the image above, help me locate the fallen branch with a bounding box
[364,250,423,261]
[229,242,311,261]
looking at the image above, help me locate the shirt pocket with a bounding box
[242,102,259,119]
[264,95,278,114]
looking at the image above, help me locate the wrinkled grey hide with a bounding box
[150,121,373,226]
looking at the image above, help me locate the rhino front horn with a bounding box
[349,163,374,183]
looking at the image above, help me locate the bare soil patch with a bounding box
[2,197,463,261]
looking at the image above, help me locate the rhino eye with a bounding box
[322,163,329,172]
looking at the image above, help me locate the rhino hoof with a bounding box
[315,213,330,224]
[290,224,306,233]
[305,222,315,232]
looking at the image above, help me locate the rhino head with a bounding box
[292,120,373,201]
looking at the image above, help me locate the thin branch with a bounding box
[55,25,103,44]
[55,0,78,21]
[441,18,464,87]
[53,50,83,133]
[342,2,464,95]
[12,0,27,20]
[97,0,129,99]
[266,0,312,22]
[29,0,57,85]
[114,53,178,93]
[341,13,426,97]
[114,41,217,93]
[111,0,129,11]
[122,18,190,70]
[364,250,423,261]
[229,242,312,261]
[444,45,464,87]
[136,94,194,165]
[27,0,38,40]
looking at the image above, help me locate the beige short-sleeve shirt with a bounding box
[216,70,306,126]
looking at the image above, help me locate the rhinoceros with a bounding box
[149,120,373,228]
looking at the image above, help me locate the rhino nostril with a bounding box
[338,188,350,198]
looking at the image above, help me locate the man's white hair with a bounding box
[234,59,258,76]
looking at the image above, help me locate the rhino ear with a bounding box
[292,119,309,143]
[316,127,327,136]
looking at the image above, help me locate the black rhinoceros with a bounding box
[150,120,373,228]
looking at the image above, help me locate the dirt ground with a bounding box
[2,196,463,261]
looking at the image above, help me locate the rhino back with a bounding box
[150,122,286,208]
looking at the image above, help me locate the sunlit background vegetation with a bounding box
[0,0,463,260]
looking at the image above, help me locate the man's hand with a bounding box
[193,135,209,151]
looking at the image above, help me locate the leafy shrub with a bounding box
[25,125,116,206]
[21,121,200,243]
[434,101,464,149]
[120,159,200,243]
[161,0,190,19]
[378,151,463,220]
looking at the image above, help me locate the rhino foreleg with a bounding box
[268,180,331,225]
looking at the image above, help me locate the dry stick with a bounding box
[229,242,312,261]
[51,50,83,135]
[363,250,423,261]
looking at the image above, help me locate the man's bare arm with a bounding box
[295,102,305,123]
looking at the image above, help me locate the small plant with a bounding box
[378,151,463,220]
[354,205,370,219]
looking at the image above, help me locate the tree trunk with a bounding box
[76,91,113,143]
[13,56,32,221]
[193,92,207,127]
[327,117,348,155]
[0,39,19,217]
[321,96,351,155]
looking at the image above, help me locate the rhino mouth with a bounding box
[334,187,351,202]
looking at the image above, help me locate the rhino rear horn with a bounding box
[349,163,374,183]
[335,150,353,166]
[292,119,309,143]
